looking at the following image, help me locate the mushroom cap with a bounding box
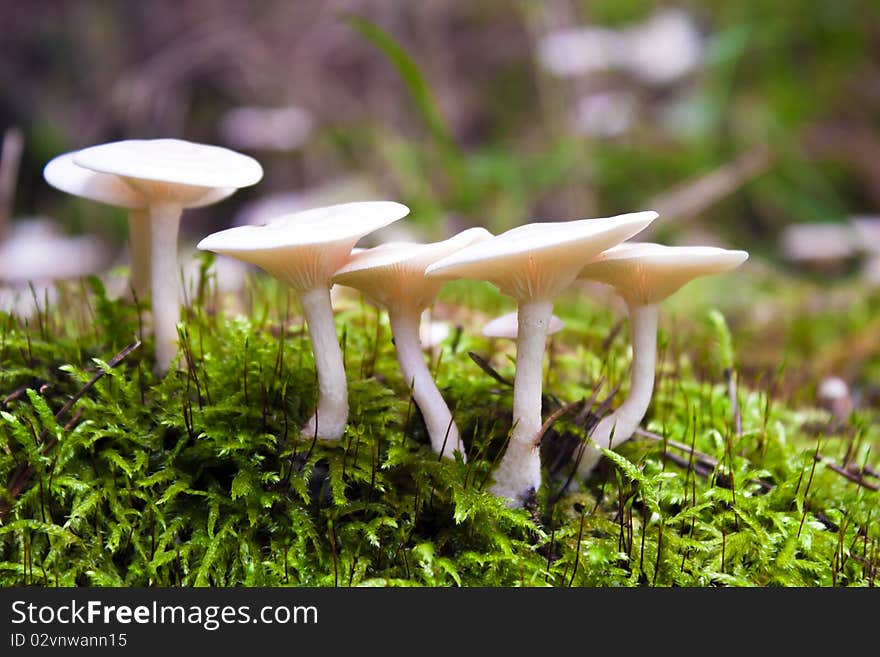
[481,310,565,339]
[73,139,262,203]
[197,201,410,291]
[779,223,855,264]
[43,152,236,209]
[218,105,313,151]
[0,219,107,283]
[848,216,880,254]
[332,227,492,310]
[578,242,749,305]
[817,376,849,402]
[425,212,657,301]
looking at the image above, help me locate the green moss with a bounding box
[0,264,877,587]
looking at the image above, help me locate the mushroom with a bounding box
[333,227,492,460]
[571,91,638,139]
[0,218,107,284]
[426,212,657,505]
[419,311,451,351]
[575,243,749,477]
[197,201,410,440]
[779,222,856,272]
[482,310,565,339]
[43,151,235,300]
[536,26,623,78]
[817,376,853,427]
[620,8,703,85]
[218,105,314,152]
[0,218,107,317]
[69,139,263,372]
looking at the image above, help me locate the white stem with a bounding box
[576,302,658,477]
[127,208,151,300]
[490,298,553,505]
[149,202,182,373]
[300,286,348,440]
[389,306,464,461]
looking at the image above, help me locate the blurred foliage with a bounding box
[1,0,878,241]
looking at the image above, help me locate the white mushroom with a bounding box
[198,201,410,441]
[779,222,856,267]
[536,26,623,78]
[575,243,749,477]
[817,376,853,424]
[333,228,492,460]
[44,151,235,300]
[571,91,638,139]
[621,8,703,85]
[426,212,657,505]
[70,139,262,372]
[218,105,313,151]
[419,312,451,351]
[0,218,106,317]
[0,218,107,284]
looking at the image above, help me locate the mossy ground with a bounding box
[0,256,878,587]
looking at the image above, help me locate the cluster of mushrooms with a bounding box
[42,138,748,507]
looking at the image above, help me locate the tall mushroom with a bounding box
[197,201,410,440]
[333,227,492,460]
[574,243,749,477]
[44,151,234,299]
[70,139,263,372]
[426,212,657,505]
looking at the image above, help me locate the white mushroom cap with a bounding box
[779,223,856,264]
[572,91,637,138]
[332,227,492,310]
[333,228,490,462]
[0,218,106,283]
[817,376,849,402]
[621,8,703,85]
[536,26,623,77]
[73,139,263,203]
[197,201,411,291]
[482,310,564,339]
[219,105,313,151]
[44,152,236,209]
[579,242,749,305]
[848,216,880,254]
[233,177,381,227]
[425,212,658,300]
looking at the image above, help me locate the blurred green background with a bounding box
[2,0,880,398]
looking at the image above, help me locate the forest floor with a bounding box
[1,256,878,586]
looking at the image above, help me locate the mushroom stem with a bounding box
[577,302,658,476]
[149,202,183,373]
[299,285,348,440]
[388,306,464,461]
[127,208,151,299]
[490,297,554,504]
